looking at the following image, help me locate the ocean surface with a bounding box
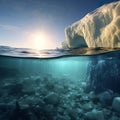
[0,45,120,120]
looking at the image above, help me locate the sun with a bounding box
[34,34,47,50]
[27,30,56,50]
[29,31,53,50]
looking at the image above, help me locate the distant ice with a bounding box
[63,1,120,49]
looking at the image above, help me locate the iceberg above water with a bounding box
[63,1,120,49]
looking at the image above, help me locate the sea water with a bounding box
[0,46,120,120]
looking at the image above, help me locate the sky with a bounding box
[0,0,119,49]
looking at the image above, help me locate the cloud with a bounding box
[0,24,19,31]
[0,24,29,37]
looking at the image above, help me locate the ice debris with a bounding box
[112,97,120,113]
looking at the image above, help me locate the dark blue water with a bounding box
[0,46,120,120]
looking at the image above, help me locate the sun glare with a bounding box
[34,34,47,50]
[29,31,54,50]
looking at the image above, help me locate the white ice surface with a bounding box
[63,1,120,49]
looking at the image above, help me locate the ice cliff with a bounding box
[63,1,120,49]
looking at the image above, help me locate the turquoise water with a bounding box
[0,56,89,81]
[0,46,120,120]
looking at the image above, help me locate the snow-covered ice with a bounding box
[63,1,120,49]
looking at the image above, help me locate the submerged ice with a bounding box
[63,1,120,49]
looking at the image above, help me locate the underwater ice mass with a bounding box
[62,1,120,49]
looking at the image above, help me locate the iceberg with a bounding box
[63,1,120,49]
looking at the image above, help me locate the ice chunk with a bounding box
[85,109,104,120]
[112,97,120,112]
[63,1,120,49]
